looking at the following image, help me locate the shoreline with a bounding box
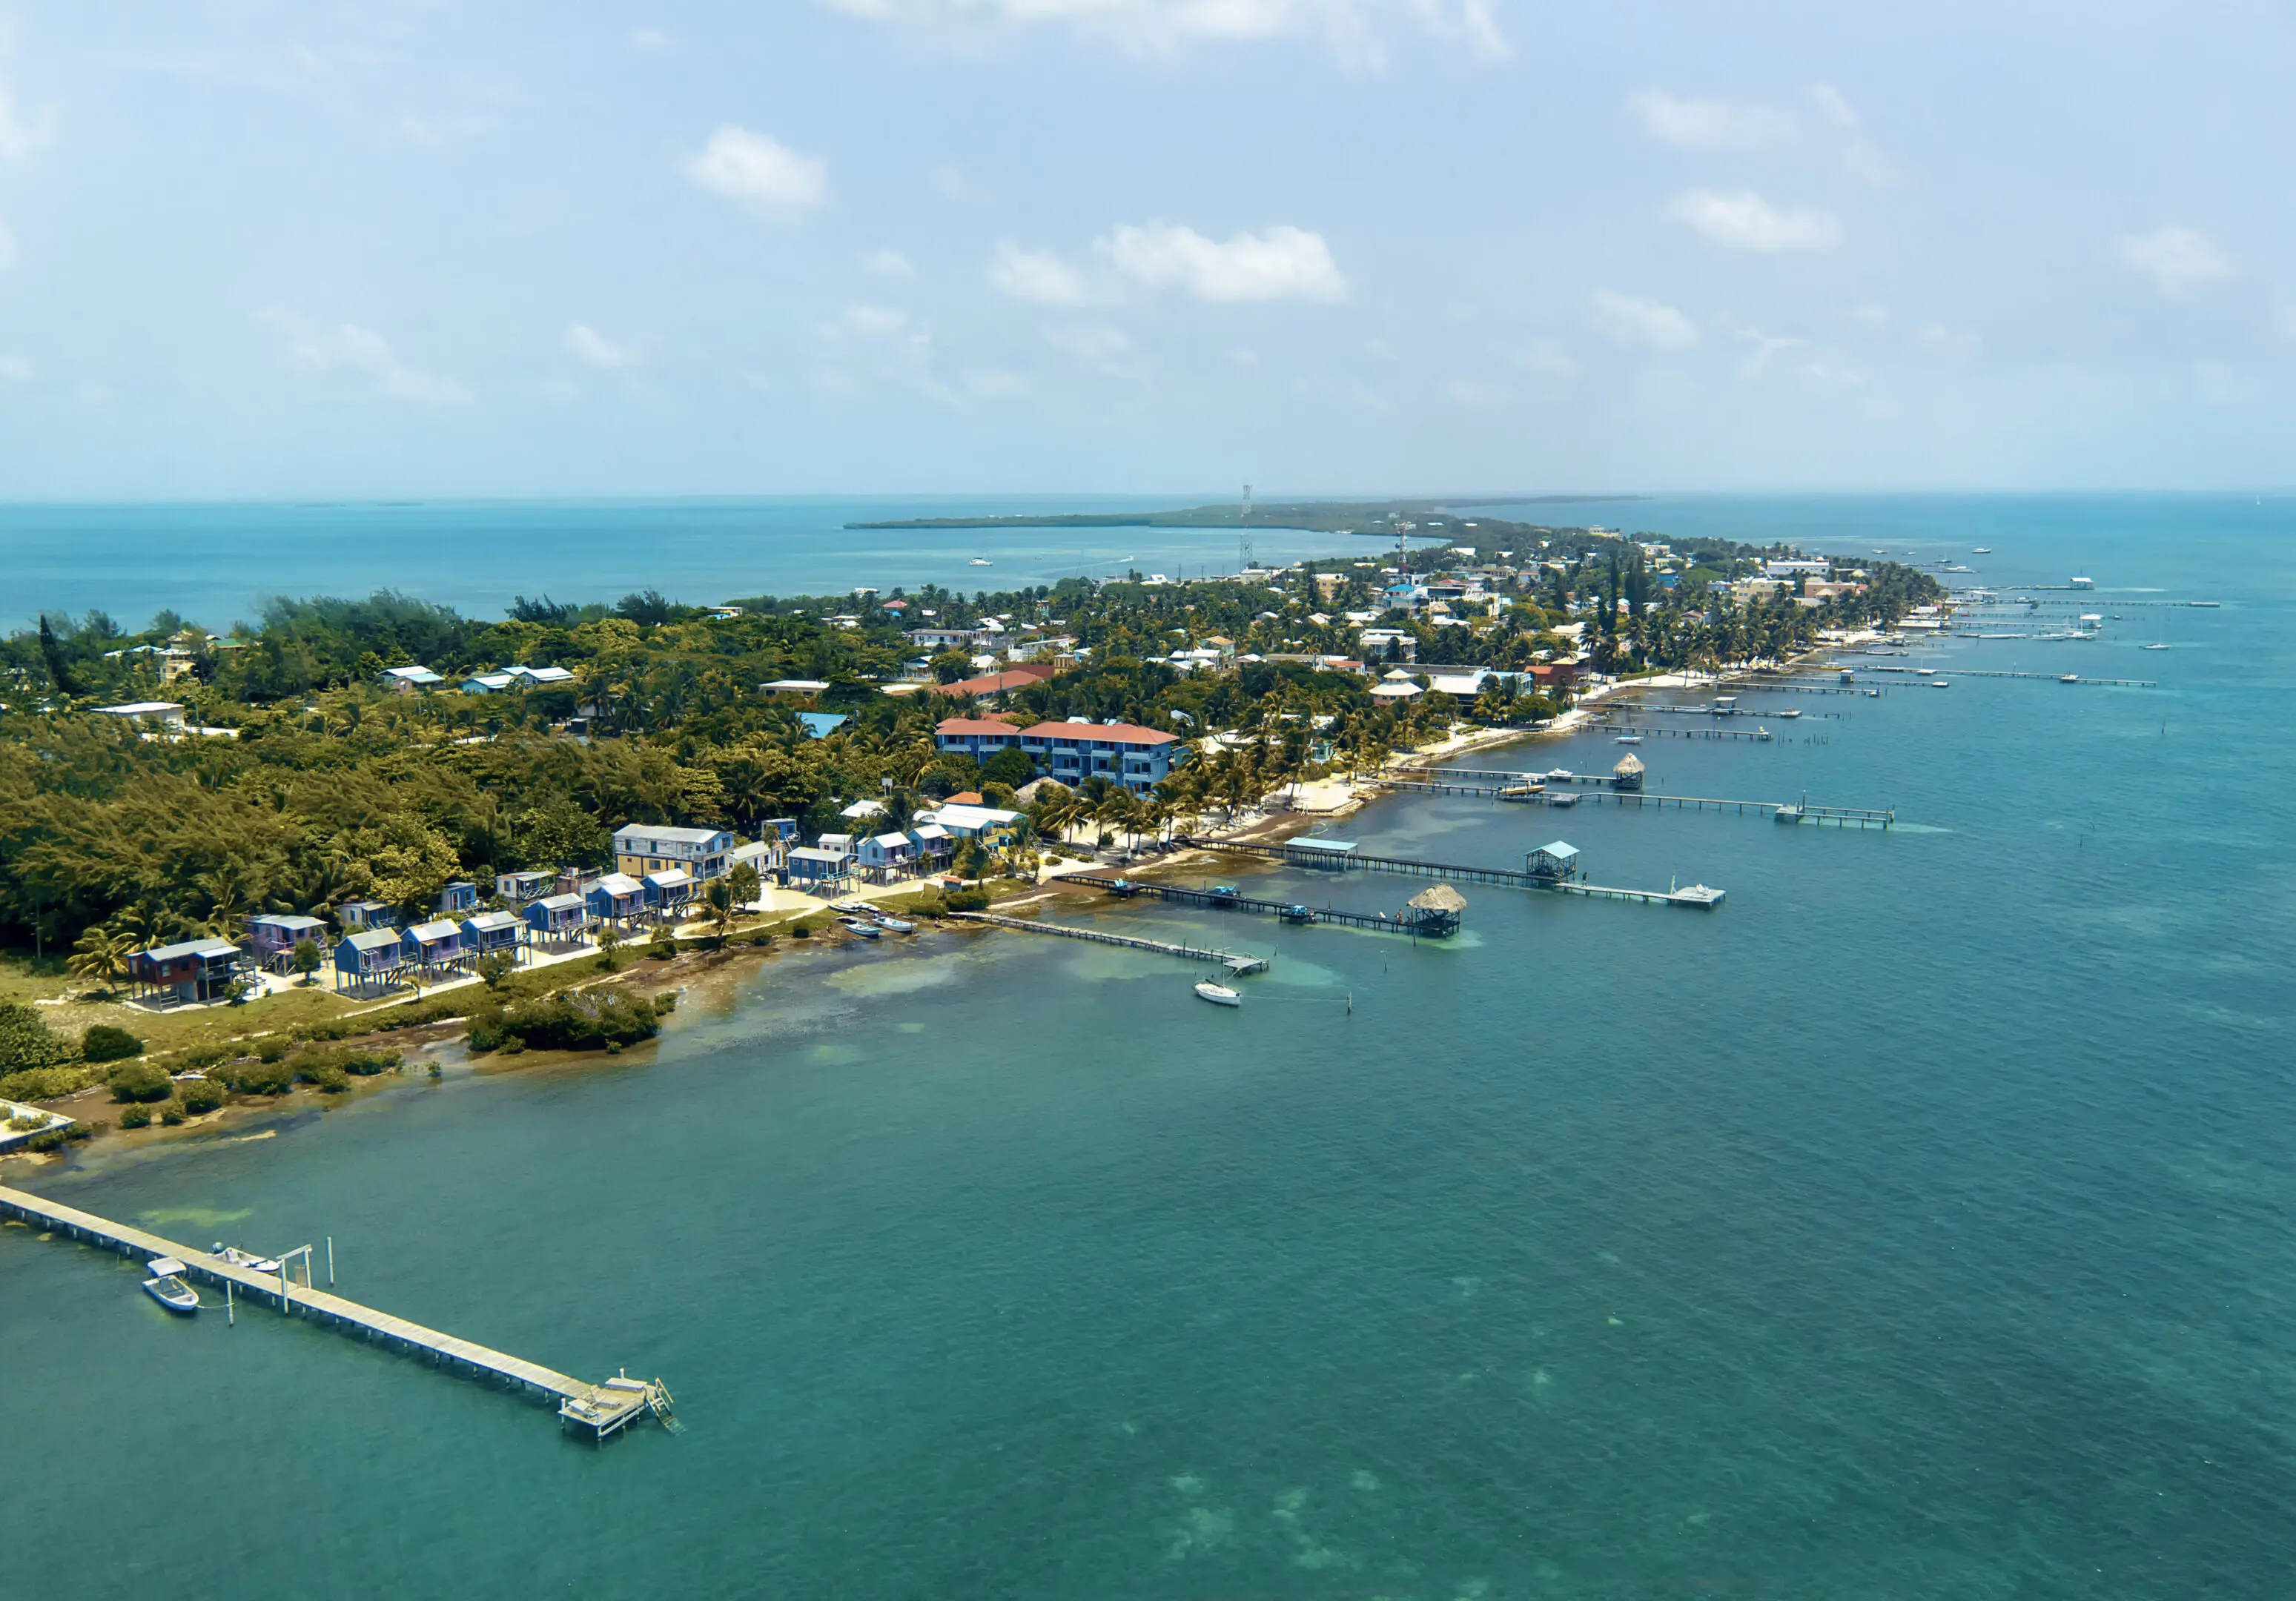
[2,649,1867,1183]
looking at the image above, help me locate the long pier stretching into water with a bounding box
[954,911,1269,972]
[1061,874,1456,938]
[0,1184,674,1442]
[1385,769,1894,828]
[1184,839,1724,907]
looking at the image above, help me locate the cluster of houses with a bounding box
[120,804,1035,1006]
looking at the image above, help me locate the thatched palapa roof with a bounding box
[1409,884,1467,914]
[1612,753,1645,776]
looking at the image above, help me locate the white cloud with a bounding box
[0,219,13,269]
[1849,302,1890,331]
[1916,322,1981,359]
[965,368,1029,399]
[266,314,470,405]
[629,27,677,52]
[2114,226,2237,300]
[822,0,1509,66]
[1517,337,1578,378]
[0,354,30,382]
[1446,378,1509,407]
[0,82,56,163]
[564,324,636,370]
[1099,222,1347,303]
[687,126,829,217]
[861,248,917,277]
[1626,90,1793,150]
[1809,84,1894,185]
[1590,291,1699,351]
[2277,305,2296,342]
[1045,322,1136,373]
[992,241,1096,306]
[1668,188,1840,252]
[841,303,912,337]
[1718,316,1804,373]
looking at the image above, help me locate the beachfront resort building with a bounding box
[932,717,1180,795]
[612,823,734,884]
[247,913,327,972]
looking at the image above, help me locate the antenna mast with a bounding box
[1238,483,1255,574]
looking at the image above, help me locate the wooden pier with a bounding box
[1592,723,1783,742]
[1185,839,1725,906]
[1859,664,2157,688]
[1061,874,1457,938]
[1384,772,1893,828]
[953,911,1268,973]
[0,1183,674,1442]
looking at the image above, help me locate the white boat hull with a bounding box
[1194,982,1241,1007]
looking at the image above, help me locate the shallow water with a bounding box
[5,496,2295,1597]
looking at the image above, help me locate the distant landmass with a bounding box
[844,496,1647,535]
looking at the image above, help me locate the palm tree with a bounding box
[704,879,737,947]
[67,924,134,990]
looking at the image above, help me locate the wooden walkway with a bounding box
[1383,775,1893,828]
[1859,664,2157,688]
[0,1183,669,1440]
[953,911,1269,974]
[1189,840,1725,907]
[1061,874,1455,938]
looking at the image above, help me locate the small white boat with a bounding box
[1779,707,1802,719]
[970,558,993,567]
[1194,981,1241,1007]
[2060,673,2080,683]
[1613,735,1642,745]
[214,1243,282,1274]
[837,918,881,940]
[1972,546,1992,554]
[873,915,916,933]
[1931,679,1950,689]
[2143,643,2170,651]
[143,1258,199,1315]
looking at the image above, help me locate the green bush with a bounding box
[107,1059,175,1103]
[299,1059,351,1093]
[0,1001,72,1073]
[465,992,660,1054]
[178,1077,228,1115]
[182,1041,234,1069]
[944,888,990,912]
[25,1121,94,1152]
[744,930,776,948]
[257,1037,291,1064]
[159,1100,188,1126]
[0,1064,102,1103]
[119,1103,153,1129]
[652,992,678,1017]
[646,930,676,961]
[222,1057,296,1096]
[790,924,813,941]
[80,1024,145,1063]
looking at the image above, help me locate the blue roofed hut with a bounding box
[1526,841,1581,882]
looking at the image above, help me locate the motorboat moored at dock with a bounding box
[214,1244,282,1274]
[1193,981,1241,1007]
[142,1258,199,1315]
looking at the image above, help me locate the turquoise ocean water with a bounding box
[0,495,1379,632]
[4,494,2295,1598]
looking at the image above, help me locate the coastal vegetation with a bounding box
[0,510,1941,1123]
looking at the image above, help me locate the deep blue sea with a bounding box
[4,494,2294,1598]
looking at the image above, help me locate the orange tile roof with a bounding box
[936,717,1022,735]
[1022,720,1177,746]
[943,664,1060,697]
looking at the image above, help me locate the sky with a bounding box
[0,1,2289,498]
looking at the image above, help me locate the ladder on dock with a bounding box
[952,911,1268,974]
[0,1183,672,1442]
